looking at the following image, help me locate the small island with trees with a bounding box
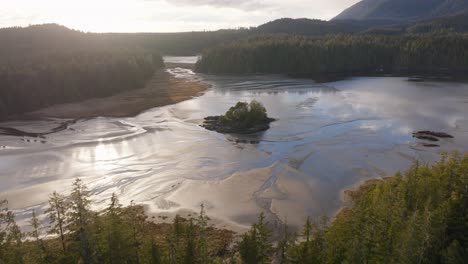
[202,100,275,134]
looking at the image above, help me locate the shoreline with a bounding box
[10,69,208,121]
[194,70,468,84]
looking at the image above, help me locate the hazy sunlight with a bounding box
[1,0,360,32]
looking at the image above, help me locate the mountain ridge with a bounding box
[333,0,468,23]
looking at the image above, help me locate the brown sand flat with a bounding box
[28,71,208,119]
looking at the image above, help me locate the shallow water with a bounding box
[1,60,468,229]
[163,56,199,64]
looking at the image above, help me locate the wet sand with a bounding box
[163,162,329,232]
[26,70,208,120]
[1,64,468,233]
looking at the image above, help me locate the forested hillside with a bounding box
[0,25,164,119]
[252,14,468,37]
[195,34,468,76]
[334,0,468,23]
[362,11,468,35]
[98,12,468,56]
[0,153,466,263]
[407,11,468,33]
[104,29,251,56]
[253,18,367,36]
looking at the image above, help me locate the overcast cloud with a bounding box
[0,0,360,32]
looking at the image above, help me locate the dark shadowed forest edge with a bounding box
[0,24,213,121]
[25,71,208,120]
[195,33,468,78]
[0,153,466,263]
[0,25,164,120]
[191,6,468,78]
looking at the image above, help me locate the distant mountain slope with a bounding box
[252,15,468,37]
[360,10,468,35]
[253,18,367,36]
[333,0,468,22]
[407,10,468,33]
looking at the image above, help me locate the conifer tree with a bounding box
[184,219,197,264]
[197,204,209,263]
[238,212,273,264]
[29,210,48,263]
[238,227,258,264]
[0,200,10,263]
[277,220,292,264]
[4,209,24,264]
[46,191,68,252]
[68,178,92,264]
[255,213,273,263]
[149,237,162,264]
[127,200,147,264]
[105,193,132,264]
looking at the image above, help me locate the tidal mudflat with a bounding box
[1,60,467,230]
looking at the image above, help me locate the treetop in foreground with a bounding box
[0,153,466,263]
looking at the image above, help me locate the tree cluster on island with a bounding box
[202,101,275,134]
[1,153,467,263]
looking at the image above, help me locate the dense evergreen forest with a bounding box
[104,29,251,56]
[0,153,466,263]
[0,25,164,119]
[254,18,373,36]
[195,33,468,76]
[407,11,468,34]
[362,11,468,35]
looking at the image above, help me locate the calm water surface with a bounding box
[1,58,467,229]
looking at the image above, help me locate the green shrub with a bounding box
[221,100,268,128]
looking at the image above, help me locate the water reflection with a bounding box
[1,72,468,229]
[163,56,199,64]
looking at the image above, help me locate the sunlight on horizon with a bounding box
[0,0,360,32]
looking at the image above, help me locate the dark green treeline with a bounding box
[0,178,234,264]
[236,153,468,264]
[1,153,467,263]
[0,25,164,119]
[195,34,468,77]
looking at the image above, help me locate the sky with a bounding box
[0,0,360,33]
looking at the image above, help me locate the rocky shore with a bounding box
[413,130,454,147]
[413,131,454,141]
[202,116,275,134]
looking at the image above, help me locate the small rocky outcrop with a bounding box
[413,131,454,147]
[202,116,275,134]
